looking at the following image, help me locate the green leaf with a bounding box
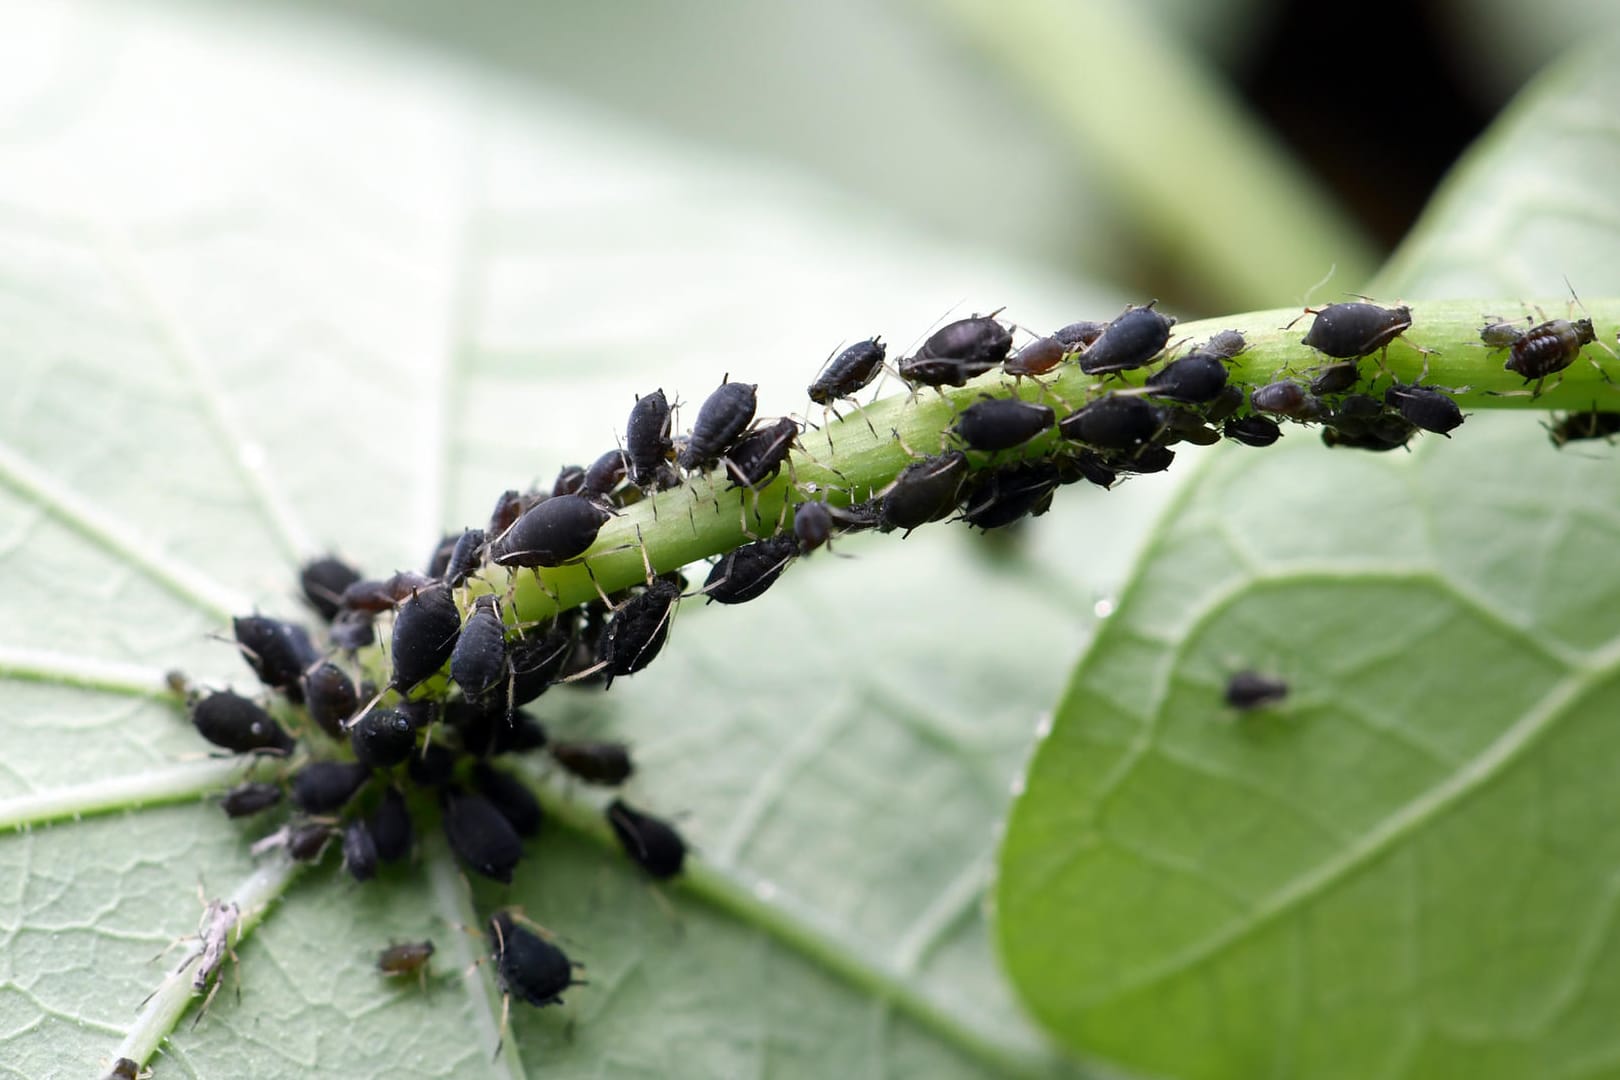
[999,41,1620,1080]
[0,1,1196,1076]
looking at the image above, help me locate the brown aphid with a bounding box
[377,940,435,990]
[1505,317,1598,397]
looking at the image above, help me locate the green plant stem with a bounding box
[478,298,1620,626]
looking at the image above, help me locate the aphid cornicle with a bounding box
[549,740,634,786]
[1299,301,1413,359]
[1225,670,1288,711]
[679,378,759,471]
[951,397,1056,451]
[299,556,362,622]
[442,786,524,884]
[625,389,675,489]
[351,708,417,768]
[342,819,379,882]
[1078,301,1176,375]
[899,315,1013,387]
[1057,395,1162,451]
[232,615,319,702]
[450,595,508,701]
[291,760,372,814]
[389,583,462,691]
[808,338,886,404]
[190,691,295,756]
[597,579,683,688]
[220,781,282,819]
[473,762,544,837]
[880,450,970,533]
[490,494,613,569]
[1384,383,1465,436]
[606,799,688,879]
[723,417,800,490]
[702,535,800,605]
[1506,316,1597,392]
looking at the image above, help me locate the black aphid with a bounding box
[1202,383,1245,423]
[958,462,1061,530]
[443,528,487,588]
[1299,301,1413,359]
[299,556,362,622]
[1121,444,1176,474]
[952,397,1055,451]
[551,465,586,498]
[220,781,282,819]
[106,1057,143,1080]
[389,583,462,691]
[792,501,833,554]
[1506,317,1597,394]
[1160,409,1220,446]
[378,941,435,988]
[1308,362,1361,396]
[1250,381,1322,420]
[679,378,759,471]
[287,822,335,862]
[442,787,524,884]
[451,595,508,701]
[508,622,575,706]
[1057,395,1162,450]
[329,611,376,653]
[490,494,613,568]
[232,615,319,701]
[1145,352,1229,404]
[1225,670,1288,711]
[472,762,543,837]
[808,338,886,404]
[724,417,799,489]
[351,709,417,768]
[302,662,358,740]
[702,535,799,605]
[340,571,435,614]
[1078,302,1176,375]
[1384,384,1465,436]
[425,532,459,579]
[342,819,379,882]
[626,389,675,490]
[582,449,628,499]
[408,743,459,788]
[394,699,438,733]
[1052,320,1105,348]
[370,786,414,862]
[190,691,295,755]
[1321,415,1416,453]
[1548,409,1620,447]
[1223,415,1283,447]
[606,799,688,879]
[1004,336,1067,377]
[549,740,634,786]
[899,315,1013,387]
[290,761,371,814]
[487,489,527,538]
[880,450,970,533]
[597,580,683,688]
[488,910,585,1020]
[1055,450,1117,489]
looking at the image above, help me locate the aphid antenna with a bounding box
[1298,262,1337,307]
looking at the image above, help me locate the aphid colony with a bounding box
[165,294,1605,1052]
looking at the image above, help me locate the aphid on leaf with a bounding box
[290,760,371,814]
[219,781,282,819]
[342,819,379,883]
[1225,670,1288,711]
[299,555,362,622]
[549,740,634,786]
[350,708,417,769]
[486,910,587,1056]
[389,583,462,691]
[472,762,544,837]
[607,799,688,880]
[232,615,318,702]
[442,786,524,884]
[377,940,435,990]
[190,691,294,756]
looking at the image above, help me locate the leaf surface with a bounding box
[999,41,1620,1080]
